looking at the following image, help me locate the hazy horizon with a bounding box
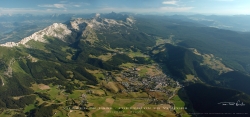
[0,0,249,15]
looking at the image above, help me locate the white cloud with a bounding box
[38,4,65,9]
[54,4,65,9]
[46,9,52,11]
[38,2,88,9]
[0,7,69,14]
[196,6,250,15]
[74,5,81,7]
[97,6,193,13]
[2,6,248,15]
[0,7,45,14]
[162,0,178,5]
[38,4,53,7]
[160,6,193,12]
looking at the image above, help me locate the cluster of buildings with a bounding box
[118,67,180,94]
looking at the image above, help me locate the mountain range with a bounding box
[0,12,250,117]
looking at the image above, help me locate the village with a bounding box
[61,63,183,117]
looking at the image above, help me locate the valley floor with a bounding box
[1,63,191,117]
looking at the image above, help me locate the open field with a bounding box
[190,48,233,74]
[16,61,190,117]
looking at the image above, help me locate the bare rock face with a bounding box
[0,23,71,47]
[0,42,18,47]
[70,18,88,31]
[69,14,135,31]
[0,14,135,48]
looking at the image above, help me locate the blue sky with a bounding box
[0,0,249,15]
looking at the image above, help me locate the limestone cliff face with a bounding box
[1,14,135,48]
[0,23,71,47]
[69,14,134,31]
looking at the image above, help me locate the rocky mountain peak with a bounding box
[69,15,134,30]
[95,13,101,18]
[0,14,135,48]
[0,23,71,47]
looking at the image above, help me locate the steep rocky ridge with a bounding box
[0,23,71,47]
[0,13,135,48]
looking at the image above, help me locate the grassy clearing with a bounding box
[95,97,107,105]
[156,38,166,46]
[61,46,70,52]
[24,104,36,113]
[105,98,115,105]
[26,40,47,51]
[85,69,104,81]
[66,71,74,78]
[190,49,233,74]
[87,96,108,107]
[124,101,135,107]
[139,104,176,117]
[138,68,147,77]
[103,82,119,93]
[38,84,50,90]
[120,63,135,68]
[170,92,191,117]
[185,74,195,81]
[0,110,18,117]
[143,108,171,117]
[135,64,163,77]
[30,83,47,92]
[128,92,148,98]
[66,55,72,60]
[48,85,60,99]
[97,53,113,61]
[68,110,84,117]
[93,73,105,81]
[152,49,160,54]
[201,54,233,74]
[11,61,26,74]
[171,95,185,107]
[61,46,76,60]
[35,96,45,105]
[155,35,176,46]
[114,99,132,106]
[68,90,83,99]
[91,109,104,117]
[127,49,147,58]
[52,107,68,117]
[92,89,105,96]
